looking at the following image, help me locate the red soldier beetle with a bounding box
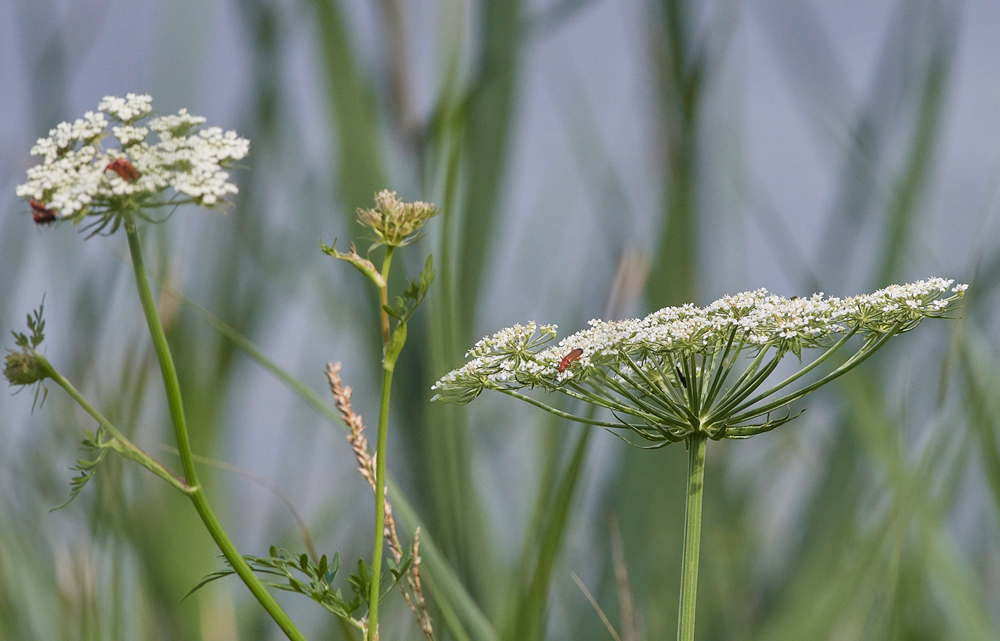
[557,348,583,373]
[105,158,141,182]
[30,199,57,225]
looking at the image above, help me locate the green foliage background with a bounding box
[1,0,998,639]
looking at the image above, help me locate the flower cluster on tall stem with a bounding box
[433,277,966,641]
[9,96,306,641]
[323,190,436,641]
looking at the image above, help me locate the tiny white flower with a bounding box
[98,93,153,122]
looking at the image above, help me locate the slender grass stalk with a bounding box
[677,433,706,641]
[369,245,395,641]
[123,212,306,641]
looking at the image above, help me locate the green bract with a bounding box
[432,278,967,446]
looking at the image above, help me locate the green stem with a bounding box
[369,366,394,640]
[379,247,395,343]
[497,389,634,429]
[123,213,306,641]
[677,433,707,641]
[369,245,395,641]
[39,356,193,494]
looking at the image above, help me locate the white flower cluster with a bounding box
[432,279,967,417]
[16,94,249,223]
[98,94,153,121]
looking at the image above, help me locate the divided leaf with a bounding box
[51,427,110,511]
[384,254,435,324]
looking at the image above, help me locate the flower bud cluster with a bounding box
[16,94,249,226]
[357,190,437,248]
[4,351,49,387]
[432,279,966,439]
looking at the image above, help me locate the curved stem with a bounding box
[563,377,665,423]
[578,375,680,426]
[726,328,857,416]
[705,353,781,424]
[728,328,898,423]
[708,346,771,413]
[123,213,306,641]
[677,433,707,641]
[688,354,702,414]
[616,354,696,423]
[497,389,632,429]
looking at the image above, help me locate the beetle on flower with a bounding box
[432,278,967,446]
[15,93,249,236]
[432,277,966,641]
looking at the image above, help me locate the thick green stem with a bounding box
[123,213,306,641]
[677,433,707,641]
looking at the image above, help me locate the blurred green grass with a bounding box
[1,0,998,639]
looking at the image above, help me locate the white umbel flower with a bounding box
[97,94,153,122]
[16,94,249,234]
[432,279,966,445]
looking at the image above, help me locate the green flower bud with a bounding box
[358,190,437,249]
[4,351,49,386]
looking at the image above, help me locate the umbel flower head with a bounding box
[432,279,967,446]
[16,93,249,235]
[358,189,437,249]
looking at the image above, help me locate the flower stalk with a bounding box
[379,247,395,343]
[370,247,396,640]
[677,433,706,641]
[13,96,304,639]
[323,190,436,641]
[124,211,306,641]
[327,361,435,639]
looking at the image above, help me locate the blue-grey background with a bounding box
[1,0,999,639]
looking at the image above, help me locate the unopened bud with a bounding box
[4,351,49,386]
[357,190,437,248]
